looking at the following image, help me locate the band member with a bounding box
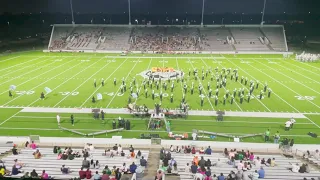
[40,92,45,100]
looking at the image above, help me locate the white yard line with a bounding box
[0,56,21,63]
[53,57,109,107]
[0,110,22,126]
[281,59,320,78]
[0,56,46,73]
[175,57,185,95]
[0,57,59,86]
[0,57,52,78]
[11,116,314,124]
[0,57,71,95]
[224,57,301,113]
[187,58,215,111]
[133,58,153,104]
[1,58,83,106]
[202,57,243,112]
[254,60,320,89]
[27,59,89,106]
[106,59,140,108]
[233,58,320,129]
[291,59,320,71]
[80,58,130,107]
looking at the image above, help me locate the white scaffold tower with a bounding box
[147,113,170,132]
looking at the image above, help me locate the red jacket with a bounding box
[79,170,86,179]
[86,170,92,179]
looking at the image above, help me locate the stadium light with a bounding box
[261,0,267,26]
[128,0,131,25]
[201,0,205,27]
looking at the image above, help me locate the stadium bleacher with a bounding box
[2,147,149,179]
[48,25,288,53]
[167,151,320,180]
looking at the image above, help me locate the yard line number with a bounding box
[59,92,79,96]
[294,96,316,101]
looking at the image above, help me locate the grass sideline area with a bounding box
[0,52,319,143]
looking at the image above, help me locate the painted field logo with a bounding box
[139,67,184,80]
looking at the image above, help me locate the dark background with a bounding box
[0,0,319,52]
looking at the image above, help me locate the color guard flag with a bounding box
[97,93,103,100]
[44,87,52,94]
[9,85,16,91]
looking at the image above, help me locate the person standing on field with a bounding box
[70,114,74,126]
[56,114,61,126]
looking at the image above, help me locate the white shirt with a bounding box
[184,164,190,173]
[285,121,291,127]
[290,118,296,124]
[56,115,60,122]
[292,164,300,173]
[194,173,204,180]
[237,162,244,170]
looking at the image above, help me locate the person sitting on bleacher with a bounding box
[101,171,110,180]
[83,149,89,158]
[120,163,128,174]
[0,165,10,177]
[155,169,164,180]
[102,165,111,176]
[79,167,86,179]
[248,170,259,180]
[30,141,37,150]
[228,157,236,167]
[12,145,20,155]
[136,150,142,159]
[30,169,38,178]
[184,163,190,173]
[205,146,212,155]
[199,157,206,167]
[33,149,42,159]
[227,171,236,180]
[40,170,49,179]
[258,167,265,178]
[223,148,229,157]
[85,168,92,179]
[253,157,261,167]
[129,162,137,174]
[82,157,90,168]
[13,159,24,169]
[191,147,196,154]
[191,162,198,174]
[61,165,70,174]
[93,171,101,180]
[11,165,21,175]
[288,163,300,173]
[205,159,211,167]
[199,147,205,154]
[117,145,122,154]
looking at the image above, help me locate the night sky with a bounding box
[0,0,319,14]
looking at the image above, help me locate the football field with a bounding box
[0,51,319,143]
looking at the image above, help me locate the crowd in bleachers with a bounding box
[157,145,320,180]
[0,141,149,180]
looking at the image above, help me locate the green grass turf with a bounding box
[0,52,320,143]
[0,110,318,144]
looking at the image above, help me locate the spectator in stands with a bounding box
[22,172,30,178]
[117,145,122,154]
[155,169,164,180]
[115,168,122,180]
[41,170,49,179]
[30,141,37,149]
[253,157,261,167]
[94,171,101,180]
[175,146,181,153]
[193,156,199,166]
[140,156,147,168]
[205,167,211,177]
[213,158,221,167]
[113,144,118,151]
[269,158,276,167]
[86,168,92,179]
[14,159,24,169]
[90,159,95,169]
[12,145,19,155]
[79,167,86,179]
[199,156,206,167]
[237,160,244,170]
[129,162,137,173]
[101,171,109,180]
[120,163,128,174]
[195,172,204,180]
[185,163,190,173]
[248,170,259,180]
[33,149,42,159]
[229,150,235,159]
[249,153,255,161]
[129,145,134,153]
[130,151,136,158]
[57,152,62,160]
[30,169,38,178]
[120,150,125,157]
[261,158,266,165]
[162,156,169,167]
[235,170,242,180]
[170,158,176,167]
[199,147,205,154]
[205,159,212,167]
[288,163,300,173]
[136,150,142,159]
[169,145,174,152]
[258,167,265,178]
[25,141,29,148]
[191,147,196,154]
[238,152,244,161]
[242,170,250,180]
[299,163,307,173]
[224,148,229,157]
[82,157,90,168]
[0,165,7,177]
[228,157,236,167]
[227,171,236,180]
[61,165,70,174]
[102,165,111,175]
[198,166,206,175]
[205,146,212,155]
[191,162,198,174]
[218,173,225,180]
